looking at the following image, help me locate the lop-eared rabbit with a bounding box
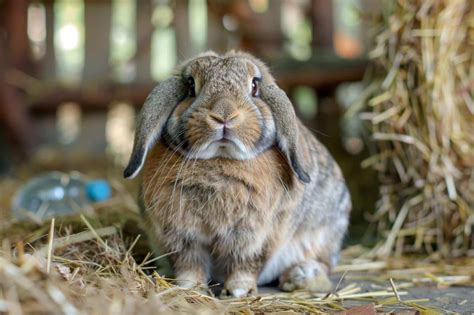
[124,51,351,297]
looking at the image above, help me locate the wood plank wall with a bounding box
[0,0,373,155]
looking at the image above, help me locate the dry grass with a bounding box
[1,175,467,314]
[351,0,474,258]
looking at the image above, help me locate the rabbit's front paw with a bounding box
[221,271,257,298]
[175,270,207,289]
[279,260,332,293]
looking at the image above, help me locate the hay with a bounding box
[0,218,457,314]
[1,173,460,314]
[354,0,474,258]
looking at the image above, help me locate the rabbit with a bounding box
[124,51,351,297]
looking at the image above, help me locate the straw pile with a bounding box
[356,0,474,258]
[1,165,455,314]
[0,211,459,314]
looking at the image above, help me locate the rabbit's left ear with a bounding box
[124,76,187,179]
[260,82,310,184]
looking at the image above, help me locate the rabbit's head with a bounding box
[124,51,310,183]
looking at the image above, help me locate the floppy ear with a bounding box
[124,76,187,179]
[260,82,310,183]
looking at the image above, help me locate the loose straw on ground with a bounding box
[46,218,55,274]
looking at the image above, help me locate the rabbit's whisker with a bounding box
[143,131,187,198]
[147,138,188,211]
[144,132,187,199]
[176,146,200,216]
[170,144,198,214]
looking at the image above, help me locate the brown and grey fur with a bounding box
[124,51,351,297]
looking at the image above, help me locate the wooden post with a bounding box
[83,0,112,83]
[311,0,334,49]
[1,0,32,73]
[42,1,56,80]
[0,33,36,156]
[135,0,153,83]
[174,0,190,60]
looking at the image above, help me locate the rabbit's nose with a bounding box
[208,111,240,127]
[209,98,241,128]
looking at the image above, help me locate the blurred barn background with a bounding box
[1,1,473,313]
[0,0,381,238]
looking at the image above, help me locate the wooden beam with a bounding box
[83,0,112,82]
[29,83,155,114]
[311,0,334,49]
[28,54,367,114]
[41,1,56,80]
[0,33,36,156]
[174,0,191,59]
[270,52,367,95]
[135,0,153,83]
[1,0,33,73]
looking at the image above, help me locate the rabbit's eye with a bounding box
[188,77,196,97]
[251,77,260,97]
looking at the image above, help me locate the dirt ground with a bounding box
[338,279,474,314]
[404,285,473,313]
[257,274,474,313]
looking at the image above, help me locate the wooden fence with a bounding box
[0,0,374,156]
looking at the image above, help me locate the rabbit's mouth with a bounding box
[186,134,255,161]
[217,139,231,144]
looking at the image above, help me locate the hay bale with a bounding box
[360,0,474,257]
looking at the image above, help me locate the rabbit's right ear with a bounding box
[259,81,310,184]
[124,76,187,179]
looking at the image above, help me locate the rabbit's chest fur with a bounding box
[142,142,301,254]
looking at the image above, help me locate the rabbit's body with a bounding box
[125,51,351,297]
[142,122,350,295]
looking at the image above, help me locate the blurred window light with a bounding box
[336,82,365,155]
[333,0,363,58]
[189,0,207,54]
[281,0,312,61]
[58,24,80,51]
[27,3,47,60]
[152,4,174,28]
[336,81,364,109]
[281,1,299,40]
[57,102,81,145]
[106,102,135,166]
[293,86,318,120]
[110,0,137,83]
[222,15,238,32]
[334,32,363,59]
[343,137,364,155]
[150,1,177,81]
[151,27,177,81]
[54,0,85,85]
[249,0,269,14]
